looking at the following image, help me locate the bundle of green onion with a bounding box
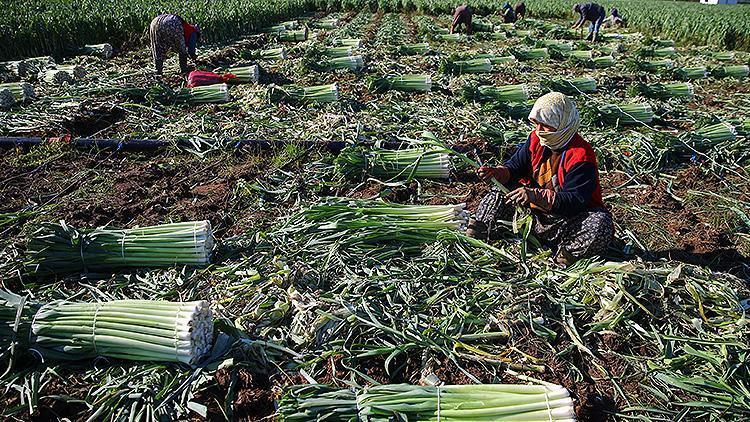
[0,56,54,78]
[183,84,230,104]
[682,122,737,150]
[280,20,299,30]
[25,221,214,276]
[269,83,339,103]
[398,42,430,55]
[80,43,114,59]
[323,46,353,58]
[512,48,549,61]
[0,82,35,106]
[712,51,735,62]
[472,20,494,32]
[321,55,364,72]
[569,50,593,62]
[546,77,597,95]
[495,101,535,119]
[335,145,452,181]
[255,47,286,60]
[636,59,674,72]
[13,298,213,365]
[279,28,308,42]
[44,65,86,85]
[227,65,259,83]
[469,84,530,103]
[333,38,362,48]
[542,40,573,54]
[711,65,749,79]
[592,55,615,68]
[278,383,575,421]
[630,82,694,100]
[675,66,708,80]
[435,33,463,42]
[443,58,492,75]
[369,74,432,93]
[639,46,677,57]
[513,29,534,38]
[597,103,654,126]
[311,18,339,29]
[474,54,516,64]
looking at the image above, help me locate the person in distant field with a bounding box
[149,14,201,75]
[571,3,606,42]
[451,5,473,35]
[502,2,517,23]
[514,2,527,20]
[602,7,625,29]
[467,92,613,266]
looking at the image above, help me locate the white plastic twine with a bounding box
[173,304,183,362]
[120,231,127,259]
[92,303,101,355]
[544,386,553,422]
[436,384,442,421]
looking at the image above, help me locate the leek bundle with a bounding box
[286,198,470,251]
[467,84,530,103]
[398,42,430,55]
[269,83,339,103]
[711,65,749,79]
[513,29,534,38]
[597,103,654,126]
[255,47,286,60]
[636,59,674,72]
[183,84,230,104]
[683,122,737,148]
[712,51,735,62]
[0,296,214,365]
[279,20,299,30]
[0,82,35,107]
[639,46,677,57]
[546,77,597,95]
[443,58,492,75]
[279,383,575,421]
[630,82,694,99]
[512,48,549,61]
[0,56,54,78]
[474,54,516,64]
[472,20,494,32]
[435,33,463,42]
[321,55,363,72]
[592,55,615,68]
[323,46,353,58]
[542,40,573,54]
[80,43,114,59]
[495,101,535,119]
[569,50,593,62]
[675,66,708,80]
[25,221,214,276]
[311,18,339,29]
[335,145,452,181]
[333,38,362,48]
[44,65,86,85]
[227,65,259,83]
[369,74,432,93]
[279,29,307,42]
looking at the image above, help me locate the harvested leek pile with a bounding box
[441,58,492,75]
[227,64,260,83]
[511,48,549,61]
[269,83,339,103]
[675,66,708,80]
[25,221,214,276]
[335,145,452,181]
[629,82,694,99]
[464,84,530,103]
[369,74,432,93]
[279,383,575,421]
[594,103,654,126]
[398,42,430,55]
[1,292,213,365]
[319,55,364,72]
[711,65,749,79]
[544,77,596,95]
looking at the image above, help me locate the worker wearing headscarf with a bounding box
[467,92,613,265]
[514,2,527,20]
[502,2,517,24]
[451,5,473,35]
[572,3,606,42]
[149,14,201,75]
[603,7,625,29]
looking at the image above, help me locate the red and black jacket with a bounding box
[505,131,605,216]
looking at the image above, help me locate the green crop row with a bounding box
[2,0,749,61]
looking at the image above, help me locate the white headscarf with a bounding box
[528,92,580,151]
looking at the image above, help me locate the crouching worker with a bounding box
[467,92,614,265]
[514,2,527,20]
[502,3,517,24]
[149,14,201,75]
[451,5,473,35]
[603,8,625,29]
[572,3,606,43]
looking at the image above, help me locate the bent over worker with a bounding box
[467,92,614,266]
[514,2,527,20]
[451,5,473,35]
[149,14,201,75]
[572,3,606,43]
[502,3,517,24]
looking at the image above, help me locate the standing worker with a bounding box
[502,3,517,24]
[514,2,527,20]
[571,3,606,43]
[467,92,614,266]
[149,14,201,75]
[450,5,473,35]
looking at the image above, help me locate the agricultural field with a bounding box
[1,4,750,422]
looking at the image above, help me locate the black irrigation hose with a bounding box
[0,136,476,155]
